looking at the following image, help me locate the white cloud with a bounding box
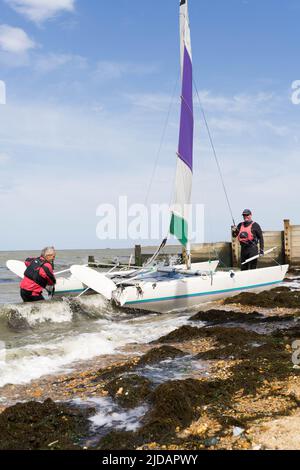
[208,116,249,134]
[259,120,290,137]
[0,101,161,161]
[0,152,10,163]
[0,80,6,104]
[0,24,35,53]
[0,50,31,67]
[34,52,87,73]
[124,92,177,112]
[198,90,275,114]
[5,0,75,23]
[124,90,277,117]
[0,84,298,248]
[95,61,158,81]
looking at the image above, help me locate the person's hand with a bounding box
[260,249,264,256]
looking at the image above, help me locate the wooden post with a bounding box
[135,245,142,267]
[284,219,291,265]
[88,255,95,267]
[182,247,188,266]
[231,226,239,268]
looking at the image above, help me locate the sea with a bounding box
[1,250,297,390]
[0,249,192,390]
[1,249,299,437]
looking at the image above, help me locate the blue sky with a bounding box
[0,0,299,250]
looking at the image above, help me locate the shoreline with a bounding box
[1,287,300,450]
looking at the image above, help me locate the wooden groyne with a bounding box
[86,220,299,269]
[133,219,299,268]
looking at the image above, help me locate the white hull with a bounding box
[112,265,289,313]
[56,259,218,297]
[174,260,219,271]
[55,276,86,296]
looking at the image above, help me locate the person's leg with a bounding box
[248,245,259,270]
[20,289,32,302]
[20,289,44,302]
[31,294,44,302]
[249,258,258,270]
[240,248,250,271]
[241,262,249,271]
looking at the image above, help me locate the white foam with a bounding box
[282,281,300,291]
[0,333,117,387]
[80,397,148,432]
[75,295,108,310]
[1,300,73,326]
[0,312,189,388]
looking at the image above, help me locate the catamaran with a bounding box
[6,1,288,308]
[68,0,288,313]
[6,258,219,298]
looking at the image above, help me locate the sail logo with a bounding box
[0,80,6,105]
[0,341,6,366]
[291,81,300,105]
[96,196,204,243]
[292,340,300,366]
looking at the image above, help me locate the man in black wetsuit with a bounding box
[232,209,264,271]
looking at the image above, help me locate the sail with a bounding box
[170,0,194,248]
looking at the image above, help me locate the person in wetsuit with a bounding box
[232,209,264,271]
[20,247,56,302]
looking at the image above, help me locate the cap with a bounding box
[242,209,252,216]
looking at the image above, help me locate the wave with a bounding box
[0,295,111,330]
[0,312,189,388]
[0,331,119,388]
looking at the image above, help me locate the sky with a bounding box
[0,0,299,250]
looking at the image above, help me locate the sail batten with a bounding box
[170,0,194,248]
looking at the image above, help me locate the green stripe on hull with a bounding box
[125,280,282,306]
[170,213,188,247]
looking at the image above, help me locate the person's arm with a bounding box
[253,223,264,253]
[39,263,56,286]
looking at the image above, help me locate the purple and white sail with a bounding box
[170,0,194,251]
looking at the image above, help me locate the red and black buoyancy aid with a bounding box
[238,222,255,245]
[24,257,56,288]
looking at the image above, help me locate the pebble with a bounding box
[233,427,245,437]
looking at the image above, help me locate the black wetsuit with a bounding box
[233,221,264,271]
[20,289,44,303]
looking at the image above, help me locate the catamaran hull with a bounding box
[174,260,219,271]
[55,276,86,296]
[112,265,289,314]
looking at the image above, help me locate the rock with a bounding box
[0,398,94,450]
[190,309,263,324]
[105,374,152,408]
[224,287,300,309]
[138,346,186,365]
[204,437,219,447]
[152,325,204,343]
[233,426,245,437]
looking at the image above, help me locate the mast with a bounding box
[170,0,194,268]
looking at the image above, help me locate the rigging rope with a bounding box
[144,76,180,207]
[142,75,181,267]
[193,80,236,227]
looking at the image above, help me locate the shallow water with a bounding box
[0,249,297,390]
[0,296,190,388]
[73,397,149,446]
